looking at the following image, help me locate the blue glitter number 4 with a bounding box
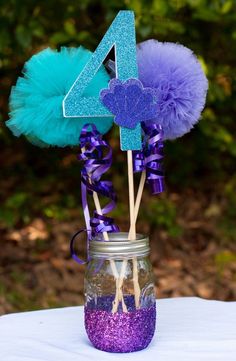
[63,10,141,151]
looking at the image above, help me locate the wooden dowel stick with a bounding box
[134,170,146,224]
[92,189,128,313]
[127,150,136,240]
[81,146,127,312]
[111,260,128,313]
[92,190,109,241]
[132,256,141,309]
[127,150,140,309]
[128,170,146,309]
[113,151,142,312]
[132,257,141,308]
[114,151,144,312]
[112,259,128,313]
[128,170,146,238]
[117,156,145,311]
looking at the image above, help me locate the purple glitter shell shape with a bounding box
[100,78,158,129]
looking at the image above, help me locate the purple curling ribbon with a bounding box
[133,123,164,194]
[70,229,88,265]
[79,124,119,236]
[70,124,119,264]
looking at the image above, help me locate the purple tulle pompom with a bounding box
[137,40,208,140]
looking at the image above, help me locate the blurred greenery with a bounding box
[0,0,236,241]
[141,197,183,238]
[215,250,236,275]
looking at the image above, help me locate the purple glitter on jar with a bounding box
[84,232,156,353]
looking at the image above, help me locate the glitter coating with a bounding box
[63,11,141,151]
[84,295,156,353]
[100,78,158,129]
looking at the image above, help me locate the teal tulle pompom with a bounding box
[6,47,113,147]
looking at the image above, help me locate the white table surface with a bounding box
[0,297,236,361]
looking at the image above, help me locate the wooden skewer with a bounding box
[91,189,109,241]
[116,259,140,312]
[116,155,146,312]
[122,156,146,309]
[81,146,127,313]
[128,170,146,238]
[134,170,146,225]
[127,150,140,309]
[127,150,136,240]
[112,259,128,313]
[92,184,128,312]
[131,259,141,309]
[113,151,141,313]
[132,257,141,308]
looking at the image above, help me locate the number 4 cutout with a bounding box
[63,10,142,151]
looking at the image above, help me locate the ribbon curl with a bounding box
[78,124,119,237]
[70,124,119,265]
[133,123,164,194]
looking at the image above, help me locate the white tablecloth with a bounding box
[0,297,235,361]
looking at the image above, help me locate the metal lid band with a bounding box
[89,232,150,259]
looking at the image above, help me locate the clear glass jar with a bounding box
[84,232,156,353]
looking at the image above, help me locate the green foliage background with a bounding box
[0,0,236,240]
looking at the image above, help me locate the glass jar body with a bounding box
[84,247,156,353]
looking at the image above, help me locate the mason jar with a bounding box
[84,232,156,353]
